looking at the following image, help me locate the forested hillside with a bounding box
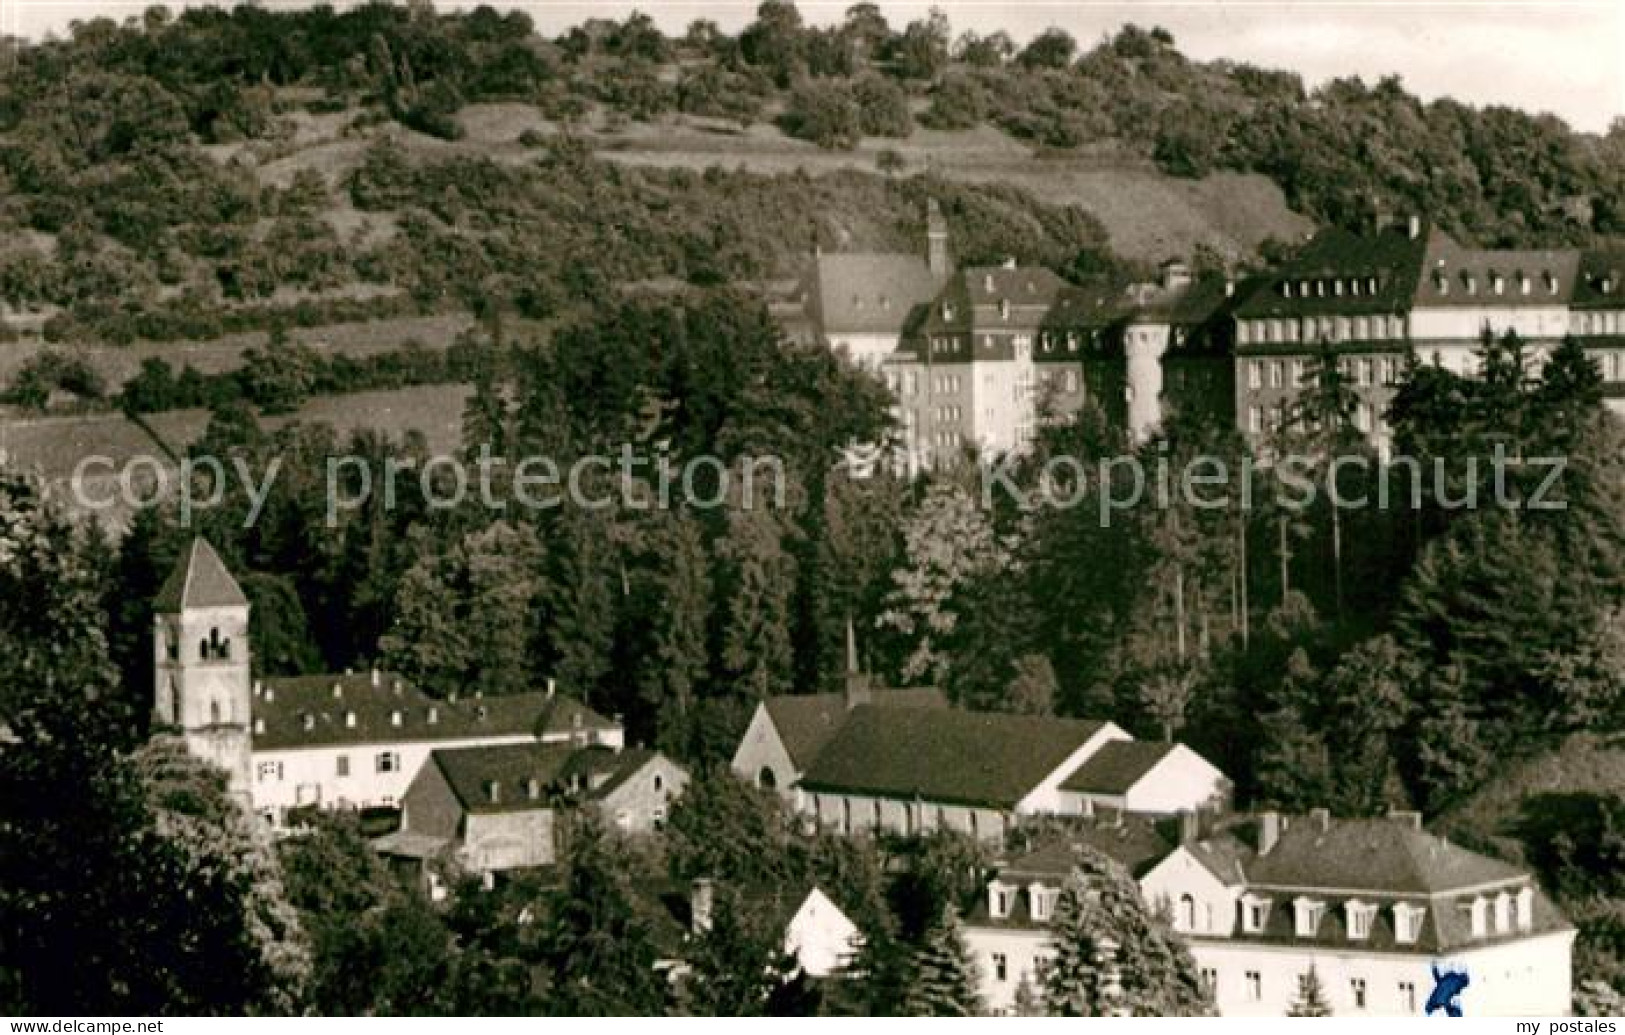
[3,1,1623,349]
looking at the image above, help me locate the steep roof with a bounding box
[1232,223,1433,319]
[798,707,1109,809]
[763,686,946,771]
[1246,815,1525,895]
[429,742,669,815]
[251,671,616,751]
[154,538,249,612]
[1415,232,1579,309]
[1573,249,1625,309]
[1061,740,1180,795]
[813,253,942,335]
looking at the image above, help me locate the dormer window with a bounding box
[1434,272,1449,295]
[1518,274,1531,295]
[526,777,541,801]
[1394,903,1426,944]
[1281,281,1293,299]
[1465,273,1477,295]
[1241,894,1271,933]
[1545,272,1558,294]
[999,299,1010,321]
[941,301,954,320]
[1346,900,1376,940]
[390,710,403,728]
[252,716,266,735]
[301,712,315,731]
[1293,897,1325,937]
[1516,887,1534,931]
[1494,891,1512,933]
[1464,896,1488,937]
[989,881,1013,920]
[1029,885,1057,923]
[1492,273,1505,296]
[1333,279,1345,297]
[344,710,357,729]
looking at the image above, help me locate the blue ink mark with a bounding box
[1427,961,1470,1017]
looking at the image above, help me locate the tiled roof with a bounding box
[813,253,942,335]
[798,707,1109,809]
[1233,223,1432,319]
[1246,816,1524,895]
[763,686,946,770]
[251,671,615,751]
[1060,740,1179,795]
[154,538,249,611]
[429,742,668,815]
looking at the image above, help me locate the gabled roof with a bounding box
[154,538,249,612]
[251,671,616,751]
[763,686,945,771]
[798,707,1109,809]
[1060,740,1180,795]
[1247,816,1525,896]
[813,253,942,335]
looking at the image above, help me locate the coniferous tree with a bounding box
[1287,964,1333,1016]
[1044,849,1212,1016]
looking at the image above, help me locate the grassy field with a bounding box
[252,101,1310,265]
[0,313,477,392]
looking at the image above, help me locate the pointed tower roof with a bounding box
[154,538,249,612]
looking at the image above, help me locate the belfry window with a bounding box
[201,626,231,661]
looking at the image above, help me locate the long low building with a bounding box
[964,810,1574,1017]
[732,669,1228,839]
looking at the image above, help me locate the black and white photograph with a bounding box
[0,0,1621,1020]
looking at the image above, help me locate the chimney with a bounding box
[1407,214,1421,240]
[844,616,872,710]
[926,198,949,278]
[1310,807,1330,832]
[691,878,715,934]
[1260,811,1281,855]
[1179,808,1199,845]
[1388,808,1423,831]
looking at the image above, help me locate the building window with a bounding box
[1394,903,1426,944]
[1245,971,1262,1001]
[257,760,283,782]
[1465,896,1488,938]
[1241,895,1270,933]
[1351,978,1367,1009]
[1200,968,1217,994]
[336,755,350,777]
[1516,887,1535,931]
[1294,897,1325,937]
[993,953,1008,982]
[1346,900,1375,940]
[1030,886,1055,923]
[1178,894,1196,932]
[990,884,1012,920]
[375,751,400,774]
[1399,981,1417,1012]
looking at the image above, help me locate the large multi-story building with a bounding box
[963,810,1574,1017]
[800,208,1625,458]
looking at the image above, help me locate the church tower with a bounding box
[153,538,253,801]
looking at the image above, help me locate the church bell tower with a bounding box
[153,538,253,801]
